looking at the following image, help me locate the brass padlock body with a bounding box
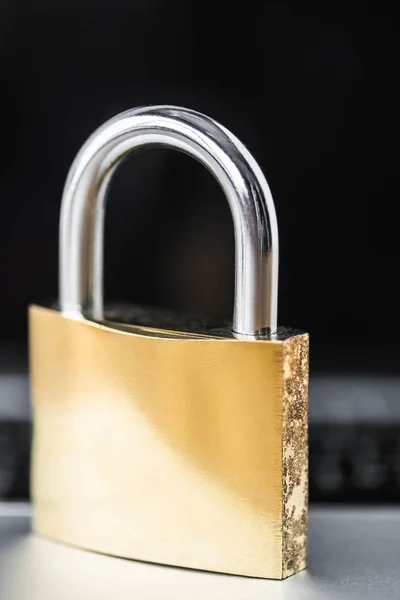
[30,304,308,579]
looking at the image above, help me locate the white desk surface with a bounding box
[1,504,400,600]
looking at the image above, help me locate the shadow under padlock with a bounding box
[29,105,309,580]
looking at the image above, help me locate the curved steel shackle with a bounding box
[59,105,279,336]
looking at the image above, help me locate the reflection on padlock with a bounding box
[29,106,309,579]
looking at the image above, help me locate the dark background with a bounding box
[0,1,398,501]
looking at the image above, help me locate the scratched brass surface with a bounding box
[29,305,308,579]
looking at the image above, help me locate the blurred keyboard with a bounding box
[2,372,400,502]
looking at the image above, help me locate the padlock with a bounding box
[29,106,309,580]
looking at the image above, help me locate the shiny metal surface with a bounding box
[59,105,279,336]
[2,504,400,600]
[29,305,308,579]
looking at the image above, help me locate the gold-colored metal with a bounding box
[29,304,309,579]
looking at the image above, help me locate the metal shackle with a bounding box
[59,105,279,336]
